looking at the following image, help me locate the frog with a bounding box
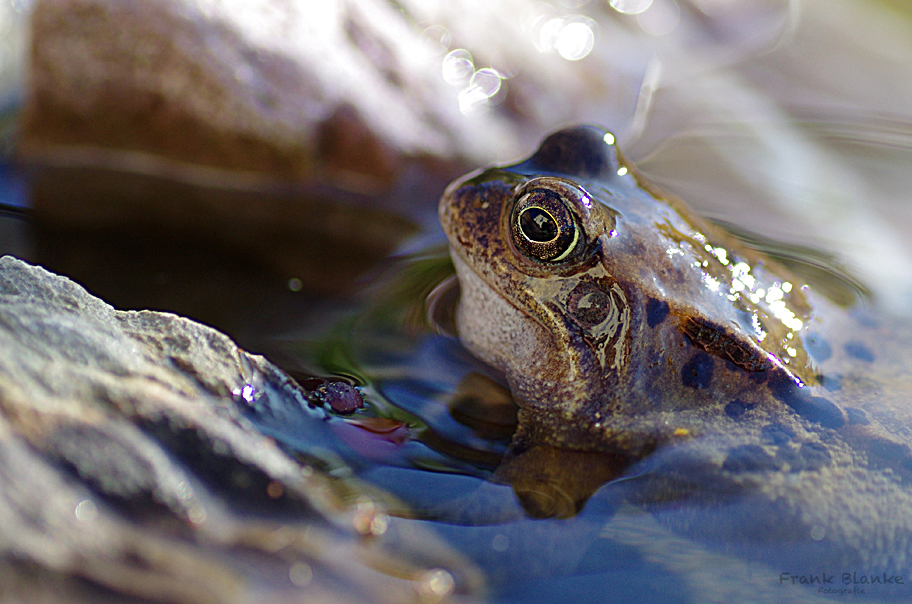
[439,124,912,570]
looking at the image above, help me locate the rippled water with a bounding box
[245,241,904,603]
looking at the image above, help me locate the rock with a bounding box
[316,381,364,415]
[12,0,645,305]
[0,255,479,603]
[15,0,641,224]
[18,0,635,181]
[16,0,509,190]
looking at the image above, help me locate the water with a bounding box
[4,0,912,601]
[243,247,908,603]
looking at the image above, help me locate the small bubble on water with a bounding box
[472,68,502,97]
[266,481,284,499]
[11,0,34,14]
[555,21,594,61]
[610,0,653,14]
[176,480,193,500]
[352,499,390,536]
[289,562,313,587]
[188,503,208,525]
[419,24,451,56]
[491,533,510,552]
[417,569,455,601]
[442,49,474,85]
[75,499,98,522]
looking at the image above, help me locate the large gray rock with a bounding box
[0,255,478,603]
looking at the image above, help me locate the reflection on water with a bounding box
[248,247,911,603]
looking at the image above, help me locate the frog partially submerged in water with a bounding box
[439,125,912,569]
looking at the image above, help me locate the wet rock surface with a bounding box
[15,0,637,234]
[18,0,621,180]
[0,255,477,603]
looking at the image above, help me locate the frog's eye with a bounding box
[510,188,582,263]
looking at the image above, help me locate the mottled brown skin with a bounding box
[440,126,835,453]
[440,126,912,566]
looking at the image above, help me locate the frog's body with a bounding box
[439,125,912,569]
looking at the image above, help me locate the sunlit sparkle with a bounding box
[533,15,595,61]
[610,0,653,15]
[75,499,98,522]
[442,49,474,85]
[555,21,595,61]
[702,274,721,292]
[752,314,766,341]
[232,383,262,404]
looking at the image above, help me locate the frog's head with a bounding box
[440,125,832,452]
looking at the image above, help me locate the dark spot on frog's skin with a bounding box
[681,353,714,389]
[796,442,831,471]
[867,439,912,473]
[679,315,771,373]
[773,446,798,468]
[803,334,832,362]
[748,371,768,385]
[724,399,756,419]
[773,441,831,472]
[567,281,611,327]
[845,407,870,426]
[820,375,842,392]
[768,375,845,429]
[645,298,670,328]
[844,341,875,363]
[786,394,844,429]
[761,423,795,446]
[724,402,744,419]
[853,311,880,329]
[722,445,781,473]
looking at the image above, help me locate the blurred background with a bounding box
[2,0,912,350]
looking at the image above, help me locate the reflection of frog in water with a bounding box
[439,125,912,567]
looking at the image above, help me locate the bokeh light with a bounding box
[609,0,653,16]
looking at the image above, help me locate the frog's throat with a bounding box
[450,251,593,415]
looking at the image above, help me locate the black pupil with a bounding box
[519,207,558,242]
